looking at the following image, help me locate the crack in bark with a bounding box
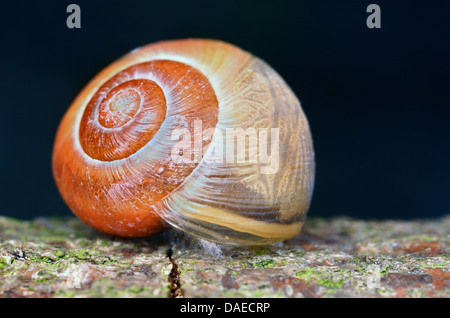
[166,248,183,298]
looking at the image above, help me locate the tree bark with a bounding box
[0,216,448,298]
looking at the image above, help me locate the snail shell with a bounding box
[52,39,315,245]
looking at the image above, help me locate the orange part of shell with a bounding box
[52,52,220,237]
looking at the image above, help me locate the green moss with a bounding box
[279,259,290,266]
[128,286,144,294]
[295,267,346,289]
[34,272,58,284]
[65,248,110,263]
[417,262,449,269]
[253,290,263,297]
[295,268,314,282]
[420,236,437,242]
[180,265,194,273]
[316,277,345,288]
[253,259,275,268]
[239,261,252,268]
[96,255,117,265]
[27,254,55,264]
[40,256,54,263]
[53,250,65,258]
[251,248,272,256]
[72,249,89,260]
[55,289,76,298]
[0,257,12,269]
[380,264,390,276]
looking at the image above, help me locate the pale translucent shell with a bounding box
[55,39,315,245]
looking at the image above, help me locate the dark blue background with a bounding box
[0,1,448,220]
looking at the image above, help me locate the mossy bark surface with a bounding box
[0,216,448,298]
